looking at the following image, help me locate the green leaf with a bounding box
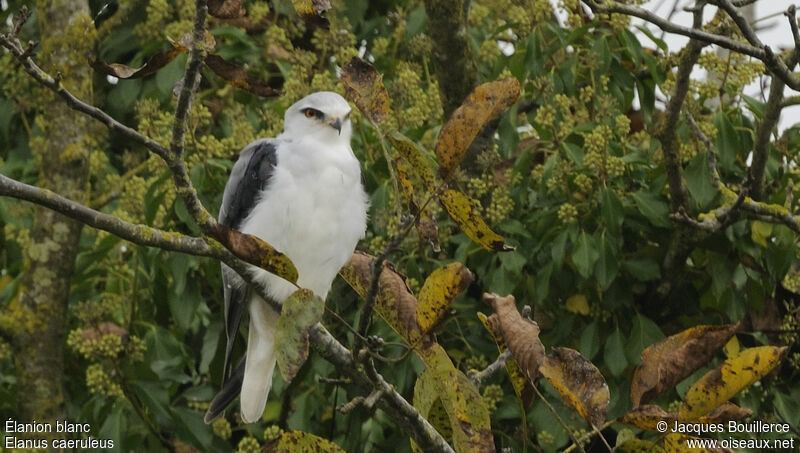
[604,329,628,377]
[600,188,624,234]
[714,112,738,172]
[276,289,325,383]
[580,320,601,360]
[631,191,670,228]
[625,313,664,365]
[572,231,599,279]
[685,152,718,208]
[172,407,213,450]
[623,256,660,281]
[595,234,619,289]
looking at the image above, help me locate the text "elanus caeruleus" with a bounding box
[204,91,369,423]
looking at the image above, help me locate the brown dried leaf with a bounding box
[631,323,739,407]
[210,223,298,284]
[208,0,245,18]
[338,252,421,343]
[477,313,535,407]
[90,47,184,79]
[540,347,610,427]
[697,402,752,423]
[341,57,391,125]
[621,405,677,431]
[205,54,281,97]
[416,263,473,333]
[484,293,545,381]
[435,78,520,178]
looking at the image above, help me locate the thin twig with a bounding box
[531,384,586,453]
[468,349,511,387]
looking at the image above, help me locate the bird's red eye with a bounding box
[304,108,319,119]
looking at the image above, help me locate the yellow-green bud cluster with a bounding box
[211,418,232,439]
[465,355,488,372]
[0,341,10,361]
[264,425,284,442]
[573,173,593,194]
[236,436,261,453]
[136,0,172,41]
[482,384,504,412]
[535,104,556,128]
[486,186,514,224]
[557,203,578,224]
[537,431,556,446]
[86,364,123,398]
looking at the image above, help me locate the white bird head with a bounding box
[283,91,353,143]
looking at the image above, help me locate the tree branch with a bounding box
[0,2,456,449]
[580,0,800,91]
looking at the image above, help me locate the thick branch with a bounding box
[748,75,786,199]
[423,0,477,118]
[657,7,707,212]
[170,0,207,159]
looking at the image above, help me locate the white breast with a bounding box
[239,138,368,302]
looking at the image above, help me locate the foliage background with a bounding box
[1,0,799,451]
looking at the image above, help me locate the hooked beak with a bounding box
[329,117,342,135]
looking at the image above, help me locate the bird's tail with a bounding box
[240,297,279,423]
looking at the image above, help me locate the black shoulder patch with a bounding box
[219,140,278,229]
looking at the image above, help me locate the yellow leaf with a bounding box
[750,220,773,247]
[389,132,437,192]
[566,294,590,315]
[416,263,473,333]
[436,78,520,178]
[439,189,513,252]
[722,335,739,358]
[539,347,610,427]
[416,344,494,452]
[411,367,454,452]
[680,346,787,421]
[210,224,298,284]
[290,0,331,18]
[269,430,345,452]
[341,57,391,125]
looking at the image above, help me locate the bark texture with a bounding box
[11,0,94,425]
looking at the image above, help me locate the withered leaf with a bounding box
[440,189,513,252]
[90,47,184,79]
[416,263,473,333]
[630,323,739,407]
[341,57,391,125]
[435,78,520,178]
[388,131,437,191]
[680,346,787,421]
[621,404,677,431]
[208,0,245,19]
[210,223,298,284]
[264,430,345,453]
[484,293,545,381]
[477,312,535,408]
[540,347,610,428]
[697,402,752,423]
[205,54,281,97]
[338,252,421,343]
[275,289,324,383]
